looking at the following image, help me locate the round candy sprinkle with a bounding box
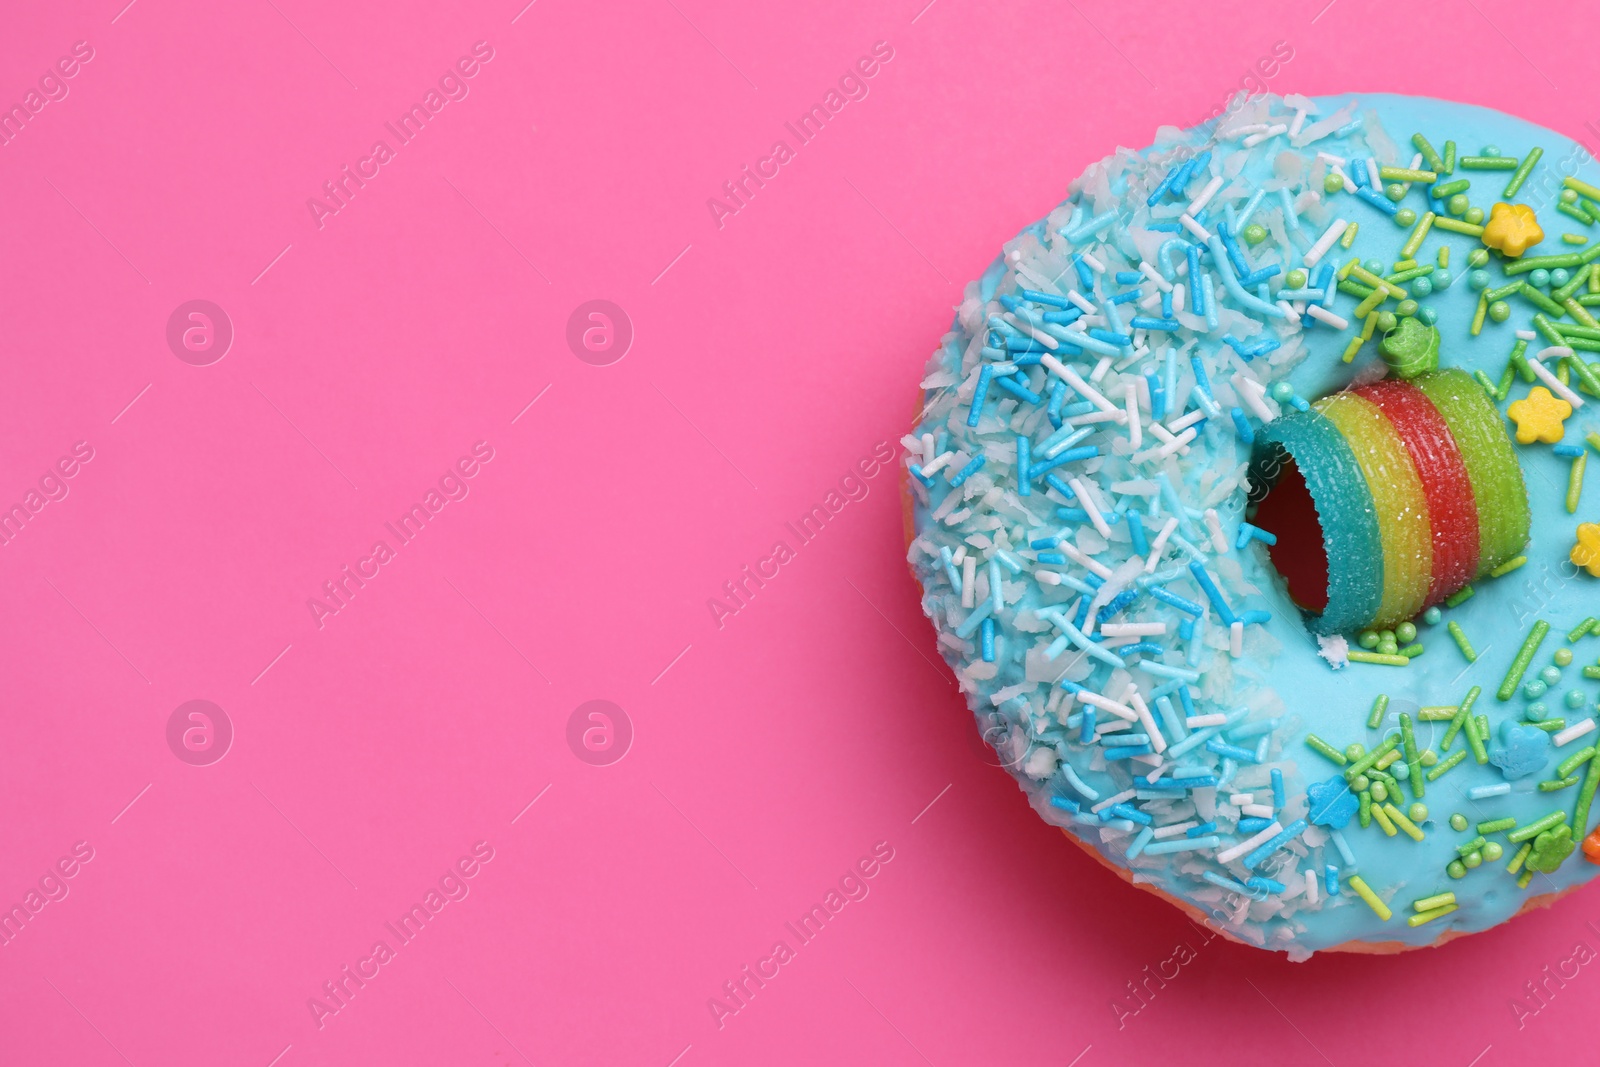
[1448,194,1470,215]
[1393,760,1411,780]
[1397,621,1418,643]
[1525,678,1548,699]
[1346,742,1367,761]
[1450,813,1468,831]
[1286,268,1307,289]
[1398,299,1419,317]
[1377,310,1399,332]
[1396,207,1418,226]
[1378,637,1400,655]
[1489,300,1511,322]
[1463,850,1483,868]
[1542,666,1563,685]
[1465,206,1485,225]
[1567,690,1588,710]
[1385,183,1407,201]
[1469,248,1490,267]
[1482,840,1504,861]
[1563,188,1579,204]
[1270,381,1295,404]
[1555,648,1574,667]
[1409,802,1428,823]
[1351,774,1370,792]
[1447,859,1467,878]
[1325,173,1345,193]
[1372,781,1389,802]
[1364,258,1386,276]
[1552,268,1571,287]
[1469,269,1490,290]
[1418,306,1438,325]
[1483,145,1501,157]
[1413,277,1434,297]
[1244,223,1268,245]
[1424,606,1442,625]
[1530,268,1551,288]
[1421,750,1437,767]
[1527,702,1549,721]
[1433,269,1453,290]
[1359,630,1380,649]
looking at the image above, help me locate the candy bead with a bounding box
[1542,666,1563,685]
[1555,648,1574,667]
[1423,606,1442,625]
[1396,207,1417,226]
[1450,813,1468,831]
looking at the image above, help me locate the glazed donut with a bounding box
[905,92,1600,958]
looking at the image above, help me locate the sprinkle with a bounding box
[1306,304,1348,330]
[1447,621,1478,662]
[1566,617,1596,641]
[1400,211,1435,259]
[1142,836,1221,855]
[1488,555,1527,578]
[1554,719,1597,747]
[1408,905,1457,927]
[1371,801,1397,836]
[1347,875,1392,921]
[948,454,986,487]
[1498,620,1551,701]
[1445,585,1475,608]
[1367,694,1390,730]
[1304,218,1351,268]
[1216,821,1285,865]
[1527,347,1587,409]
[1242,819,1308,870]
[1187,560,1237,625]
[1271,768,1285,810]
[1346,650,1410,666]
[1570,453,1588,514]
[1504,147,1543,197]
[1383,803,1424,841]
[1345,735,1398,779]
[1507,810,1568,843]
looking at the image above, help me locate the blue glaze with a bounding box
[907,93,1600,957]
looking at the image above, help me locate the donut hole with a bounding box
[1251,459,1330,614]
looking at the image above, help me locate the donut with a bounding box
[904,92,1600,958]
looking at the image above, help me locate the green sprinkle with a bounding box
[1412,133,1446,172]
[1445,585,1475,608]
[1348,875,1392,920]
[1522,285,1567,316]
[1534,719,1568,733]
[1559,746,1598,779]
[1442,686,1481,752]
[1489,555,1528,578]
[1447,620,1478,662]
[1350,265,1406,298]
[1400,211,1435,259]
[1504,147,1543,197]
[1371,801,1397,836]
[1507,841,1533,874]
[1432,178,1470,199]
[1499,621,1551,701]
[1541,775,1583,792]
[1443,140,1457,175]
[1386,265,1435,285]
[1566,177,1600,201]
[1566,234,1590,246]
[1471,292,1489,337]
[1368,694,1390,730]
[1570,452,1587,514]
[1461,156,1519,170]
[1568,355,1600,399]
[1419,705,1457,721]
[1341,222,1359,249]
[1414,892,1457,912]
[1505,251,1588,275]
[1346,735,1399,780]
[1494,364,1517,400]
[1569,617,1598,641]
[1358,789,1372,828]
[1465,711,1490,765]
[1400,713,1423,799]
[1587,666,1600,680]
[1383,166,1438,182]
[1457,836,1488,857]
[1399,642,1424,658]
[1409,904,1458,927]
[1427,748,1467,781]
[1558,202,1594,226]
[1431,216,1484,236]
[1574,749,1600,836]
[1478,817,1517,834]
[1385,803,1425,841]
[1347,650,1410,666]
[1507,811,1568,843]
[1306,733,1348,765]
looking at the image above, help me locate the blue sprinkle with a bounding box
[1115,270,1144,285]
[1147,219,1182,232]
[1036,551,1066,564]
[1238,609,1272,626]
[1055,508,1090,522]
[1111,803,1153,825]
[1237,817,1274,834]
[1108,289,1142,306]
[1042,308,1085,326]
[1271,768,1285,810]
[1120,642,1166,657]
[1178,618,1196,640]
[1105,745,1154,760]
[1143,836,1221,855]
[1555,443,1585,458]
[1230,407,1255,444]
[1072,254,1096,291]
[1246,876,1286,895]
[908,463,934,487]
[1128,510,1150,555]
[948,455,986,487]
[1468,783,1512,800]
[1088,328,1134,346]
[1325,864,1340,896]
[1126,826,1155,859]
[1131,316,1181,331]
[980,618,995,662]
[954,599,994,639]
[1201,871,1254,895]
[1079,709,1096,744]
[1206,738,1258,763]
[1148,585,1204,616]
[967,366,995,427]
[1146,371,1167,420]
[1186,820,1217,837]
[1028,446,1100,480]
[1015,435,1031,496]
[1020,287,1071,309]
[1188,560,1238,625]
[995,375,1041,405]
[1356,186,1399,216]
[939,546,962,591]
[1049,795,1081,813]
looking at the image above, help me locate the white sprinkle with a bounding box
[1315,151,1347,166]
[1172,282,1186,312]
[1185,713,1227,728]
[1077,689,1140,721]
[1185,175,1224,218]
[1554,719,1596,747]
[962,556,977,608]
[1517,329,1538,341]
[1145,518,1179,573]
[1067,290,1098,314]
[1304,218,1350,267]
[1043,357,1121,415]
[1139,261,1173,292]
[1166,409,1207,434]
[1089,355,1113,383]
[1236,374,1276,423]
[1277,300,1302,326]
[1068,476,1114,538]
[1288,107,1309,137]
[1217,821,1284,865]
[1081,252,1106,273]
[1059,540,1115,580]
[1153,820,1198,839]
[1179,213,1211,241]
[950,545,966,565]
[1154,427,1197,459]
[1530,346,1586,408]
[1022,324,1059,350]
[1231,620,1245,658]
[1241,803,1274,819]
[1228,793,1255,807]
[921,433,936,465]
[921,452,954,476]
[1305,868,1319,904]
[1204,509,1229,554]
[1091,789,1136,813]
[1124,386,1143,450]
[1033,569,1062,586]
[1227,123,1269,138]
[1101,622,1167,637]
[1131,690,1166,754]
[1306,304,1349,330]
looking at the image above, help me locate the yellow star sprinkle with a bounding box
[1507,385,1571,444]
[1482,202,1544,258]
[1573,523,1600,577]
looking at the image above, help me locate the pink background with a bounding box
[3,0,1598,1063]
